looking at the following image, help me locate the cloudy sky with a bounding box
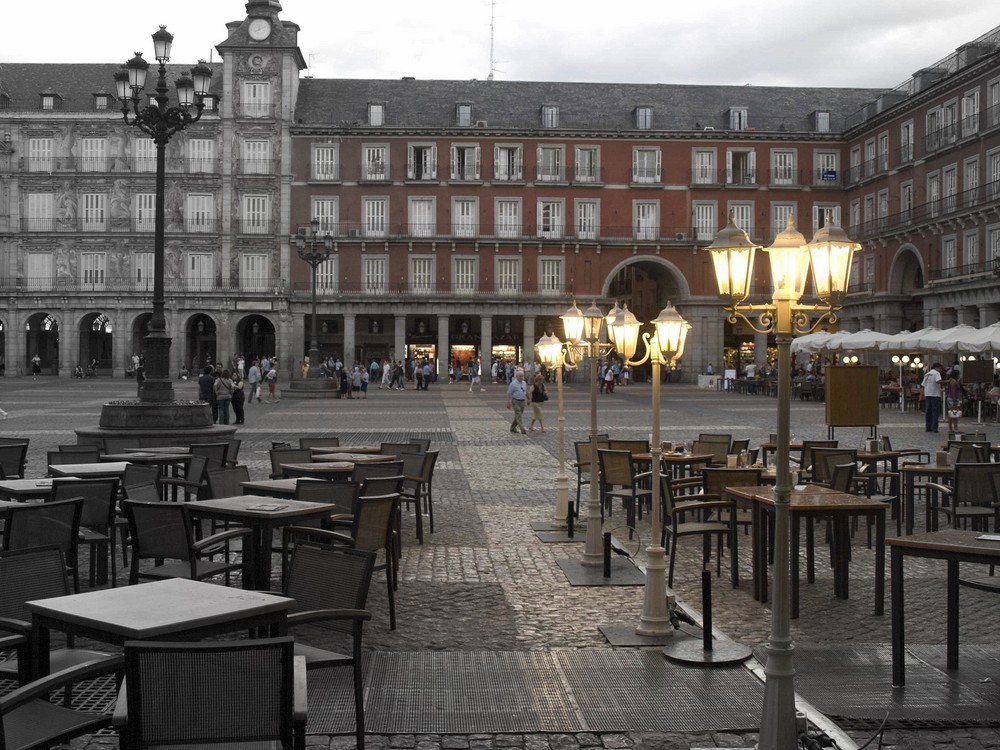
[6,1,998,89]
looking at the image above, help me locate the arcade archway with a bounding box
[24,312,59,374]
[236,315,276,364]
[79,312,113,373]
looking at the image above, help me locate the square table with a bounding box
[188,494,339,590]
[279,461,354,480]
[889,529,1000,686]
[308,445,381,455]
[48,461,130,479]
[26,577,292,677]
[309,452,398,464]
[726,484,886,618]
[0,477,80,503]
[241,477,326,499]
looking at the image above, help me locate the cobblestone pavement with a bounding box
[1,375,998,749]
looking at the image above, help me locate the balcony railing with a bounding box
[288,280,569,296]
[19,155,225,175]
[22,217,220,233]
[0,275,282,294]
[239,159,274,175]
[305,222,717,244]
[928,257,998,284]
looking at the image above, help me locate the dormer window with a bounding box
[368,103,385,127]
[635,106,653,130]
[541,105,559,128]
[94,94,111,110]
[41,94,58,111]
[0,94,10,110]
[456,103,472,127]
[729,107,749,131]
[813,110,830,133]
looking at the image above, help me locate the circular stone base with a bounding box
[284,379,341,399]
[99,400,214,429]
[662,639,752,667]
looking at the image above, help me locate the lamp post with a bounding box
[535,332,578,526]
[561,300,614,565]
[114,27,213,403]
[294,219,334,377]
[608,302,690,635]
[891,355,910,411]
[704,210,858,749]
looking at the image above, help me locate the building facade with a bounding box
[1,1,999,379]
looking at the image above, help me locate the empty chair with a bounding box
[399,450,438,543]
[269,448,313,479]
[300,436,338,449]
[597,449,652,539]
[122,463,160,494]
[573,437,610,513]
[947,440,989,464]
[122,483,163,504]
[2,496,84,591]
[121,499,251,586]
[360,474,404,498]
[0,547,113,688]
[191,441,229,470]
[159,454,210,502]
[298,480,359,521]
[698,433,733,452]
[691,439,730,467]
[879,435,930,465]
[206,465,251,499]
[52,477,121,587]
[925,463,1000,531]
[283,544,375,748]
[700,467,763,535]
[57,444,102,461]
[792,440,839,481]
[351,460,404,484]
[608,438,650,456]
[407,438,431,452]
[660,472,737,587]
[224,437,243,466]
[115,637,306,750]
[0,442,29,480]
[380,442,417,457]
[810,448,857,485]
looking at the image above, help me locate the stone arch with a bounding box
[235,314,277,365]
[599,255,692,302]
[78,312,114,373]
[887,243,925,296]
[184,313,220,373]
[24,311,60,373]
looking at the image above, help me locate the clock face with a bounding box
[248,18,271,40]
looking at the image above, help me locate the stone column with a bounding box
[956,306,977,326]
[57,310,73,377]
[754,330,768,368]
[437,315,450,379]
[112,310,129,379]
[480,315,493,380]
[394,314,406,364]
[343,313,357,367]
[522,316,536,366]
[980,305,1000,327]
[9,310,24,377]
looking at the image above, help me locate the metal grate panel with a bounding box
[558,648,763,732]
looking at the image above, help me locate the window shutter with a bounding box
[407,149,414,180]
[655,150,662,182]
[725,151,733,183]
[474,146,481,179]
[430,147,438,179]
[515,148,523,180]
[748,151,756,182]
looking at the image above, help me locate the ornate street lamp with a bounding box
[294,219,334,377]
[704,210,858,749]
[560,299,614,566]
[114,27,213,403]
[535,332,579,527]
[608,302,690,635]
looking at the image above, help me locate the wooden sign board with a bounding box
[824,365,880,427]
[962,359,993,384]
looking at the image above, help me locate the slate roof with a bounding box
[294,78,888,134]
[0,62,224,113]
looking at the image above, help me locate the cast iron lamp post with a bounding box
[114,26,212,403]
[560,300,614,565]
[891,354,911,411]
[294,218,334,377]
[607,302,690,635]
[535,332,576,526]
[704,210,858,749]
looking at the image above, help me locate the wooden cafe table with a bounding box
[889,529,1000,686]
[280,461,354,480]
[308,445,381,455]
[0,477,79,503]
[26,577,292,677]
[309,452,398,464]
[48,461,130,480]
[241,477,327,499]
[188,494,339,590]
[726,484,886,618]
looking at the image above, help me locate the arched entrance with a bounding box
[237,315,276,364]
[79,312,113,374]
[131,313,152,365]
[25,312,59,375]
[187,314,218,372]
[605,257,688,381]
[888,245,926,330]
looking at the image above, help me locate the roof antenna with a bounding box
[487,0,505,81]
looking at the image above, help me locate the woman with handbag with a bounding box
[945,369,963,434]
[529,369,548,432]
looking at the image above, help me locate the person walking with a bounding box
[232,371,246,424]
[198,366,218,422]
[265,365,279,402]
[468,359,482,392]
[944,368,963,435]
[528,369,547,432]
[922,362,944,433]
[247,359,261,404]
[506,367,529,435]
[31,353,41,380]
[214,369,234,425]
[135,362,145,397]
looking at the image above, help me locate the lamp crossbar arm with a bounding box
[724,303,839,336]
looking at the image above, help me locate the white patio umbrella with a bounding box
[877,327,939,353]
[828,329,897,352]
[955,321,1000,354]
[916,324,980,353]
[790,331,836,354]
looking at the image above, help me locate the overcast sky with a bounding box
[6,1,999,89]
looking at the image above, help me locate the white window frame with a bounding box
[368,103,385,126]
[812,204,842,233]
[900,182,914,221]
[495,257,522,294]
[27,137,53,172]
[134,252,154,291]
[633,200,659,241]
[453,257,479,294]
[80,138,107,172]
[536,145,565,182]
[316,255,338,295]
[537,199,564,239]
[242,194,269,235]
[450,144,481,181]
[189,138,215,173]
[963,231,979,269]
[538,257,563,295]
[495,199,521,238]
[693,150,716,185]
[942,236,957,275]
[964,158,979,207]
[943,165,958,212]
[693,202,716,241]
[134,192,155,232]
[575,199,599,241]
[81,252,106,290]
[186,193,215,234]
[632,147,661,184]
[863,255,875,288]
[729,107,748,131]
[494,144,523,181]
[26,193,54,231]
[186,252,215,291]
[362,197,388,238]
[406,143,438,181]
[81,193,106,231]
[409,256,436,295]
[312,144,339,181]
[771,150,795,185]
[242,81,272,118]
[26,252,53,290]
[242,139,270,175]
[452,197,478,237]
[635,106,653,130]
[574,145,600,182]
[814,111,830,133]
[726,149,756,185]
[408,197,435,237]
[362,145,388,181]
[900,121,914,163]
[133,138,156,172]
[240,253,269,292]
[989,226,1000,263]
[729,202,754,237]
[771,203,795,239]
[363,255,388,295]
[312,198,338,234]
[815,151,838,184]
[456,104,472,127]
[878,133,890,172]
[541,105,559,128]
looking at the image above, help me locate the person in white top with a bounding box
[922,362,944,433]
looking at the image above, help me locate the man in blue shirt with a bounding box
[506,367,529,434]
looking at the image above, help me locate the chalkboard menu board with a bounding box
[824,365,880,427]
[962,359,993,384]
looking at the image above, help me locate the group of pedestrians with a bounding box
[506,366,549,434]
[193,355,281,425]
